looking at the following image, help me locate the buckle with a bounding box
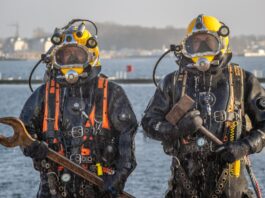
[70,154,93,164]
[70,154,82,164]
[82,156,93,163]
[214,111,240,122]
[70,126,84,138]
[214,111,227,122]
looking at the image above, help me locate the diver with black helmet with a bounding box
[142,14,265,198]
[20,19,137,198]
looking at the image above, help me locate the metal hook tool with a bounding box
[0,117,134,198]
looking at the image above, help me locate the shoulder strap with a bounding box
[172,70,188,104]
[89,76,110,130]
[224,64,245,139]
[232,63,245,116]
[42,79,62,153]
[98,76,110,129]
[225,63,245,177]
[42,80,60,134]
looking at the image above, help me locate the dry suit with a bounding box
[141,56,265,198]
[20,75,137,198]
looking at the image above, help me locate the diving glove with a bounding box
[153,121,179,140]
[102,176,120,198]
[216,129,265,163]
[23,141,48,160]
[102,168,129,198]
[177,110,203,137]
[216,140,250,163]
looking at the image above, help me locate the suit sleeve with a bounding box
[19,85,45,154]
[244,71,265,153]
[141,74,177,142]
[107,83,138,191]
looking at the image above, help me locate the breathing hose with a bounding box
[62,19,98,36]
[245,156,262,198]
[28,59,42,92]
[152,49,171,87]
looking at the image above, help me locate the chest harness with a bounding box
[41,76,115,197]
[170,64,245,197]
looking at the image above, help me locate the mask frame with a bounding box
[51,43,96,70]
[182,30,222,59]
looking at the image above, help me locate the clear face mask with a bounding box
[53,44,94,84]
[183,32,221,72]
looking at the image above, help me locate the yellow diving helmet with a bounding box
[49,19,100,84]
[181,14,230,72]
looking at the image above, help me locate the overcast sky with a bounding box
[0,0,264,38]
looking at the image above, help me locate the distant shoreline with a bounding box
[1,54,263,62]
[1,78,265,84]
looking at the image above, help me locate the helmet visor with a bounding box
[55,45,91,66]
[184,32,220,56]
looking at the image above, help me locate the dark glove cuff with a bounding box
[104,173,125,195]
[152,121,179,140]
[244,129,265,154]
[23,141,48,160]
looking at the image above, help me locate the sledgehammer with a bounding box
[165,94,223,145]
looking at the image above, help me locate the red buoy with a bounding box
[126,65,134,73]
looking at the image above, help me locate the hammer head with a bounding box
[165,95,195,125]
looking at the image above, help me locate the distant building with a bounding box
[3,37,28,53]
[44,38,53,52]
[244,49,265,57]
[27,37,52,53]
[258,40,265,47]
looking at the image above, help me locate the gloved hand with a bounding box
[177,110,203,137]
[154,121,179,140]
[102,174,124,198]
[101,186,118,198]
[216,140,251,163]
[23,141,48,160]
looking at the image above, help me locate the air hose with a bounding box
[28,44,56,92]
[152,49,171,87]
[28,59,42,92]
[152,45,181,87]
[245,156,262,198]
[61,19,98,36]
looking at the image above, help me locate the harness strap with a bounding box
[85,77,110,129]
[98,77,110,129]
[209,168,229,198]
[54,83,60,131]
[42,80,65,174]
[224,64,244,140]
[42,80,61,143]
[85,106,95,128]
[172,157,198,197]
[43,81,50,132]
[82,76,113,176]
[223,64,244,178]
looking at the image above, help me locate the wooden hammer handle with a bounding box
[199,126,223,145]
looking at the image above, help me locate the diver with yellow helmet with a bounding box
[142,14,265,197]
[20,19,138,198]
